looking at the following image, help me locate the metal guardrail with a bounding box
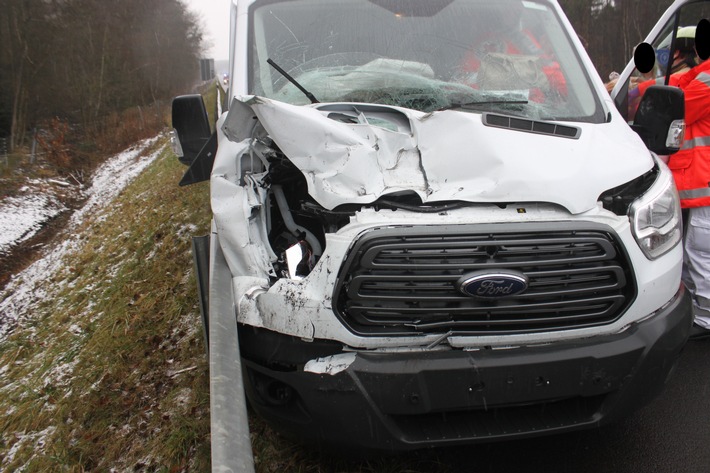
[207,232,255,473]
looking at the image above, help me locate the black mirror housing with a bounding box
[632,85,685,155]
[172,95,211,165]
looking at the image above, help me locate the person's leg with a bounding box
[683,206,710,333]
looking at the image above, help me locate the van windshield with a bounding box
[249,0,605,123]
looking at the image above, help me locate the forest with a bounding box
[0,0,203,161]
[560,0,675,79]
[0,0,683,164]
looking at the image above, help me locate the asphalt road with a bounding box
[426,339,710,473]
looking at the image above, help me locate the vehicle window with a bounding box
[248,0,605,122]
[614,1,710,122]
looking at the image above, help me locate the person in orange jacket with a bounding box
[669,20,710,339]
[606,26,698,119]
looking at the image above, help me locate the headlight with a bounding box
[629,165,681,260]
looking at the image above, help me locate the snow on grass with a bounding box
[0,190,67,257]
[67,136,161,227]
[0,136,165,341]
[2,426,57,472]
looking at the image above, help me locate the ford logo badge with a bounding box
[457,270,529,299]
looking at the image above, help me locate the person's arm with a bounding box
[682,74,710,126]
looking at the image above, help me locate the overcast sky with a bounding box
[183,0,231,60]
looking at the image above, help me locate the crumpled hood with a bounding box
[222,96,653,214]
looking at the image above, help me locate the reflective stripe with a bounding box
[679,187,710,199]
[697,72,710,87]
[681,135,710,150]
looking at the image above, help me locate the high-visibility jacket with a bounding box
[668,60,710,208]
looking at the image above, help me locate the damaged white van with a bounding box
[172,0,693,455]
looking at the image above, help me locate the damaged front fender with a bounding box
[211,138,276,279]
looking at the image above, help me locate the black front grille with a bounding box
[333,224,636,336]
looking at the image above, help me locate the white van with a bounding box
[172,0,694,460]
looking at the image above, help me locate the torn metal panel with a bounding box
[304,353,357,375]
[234,245,343,342]
[210,137,275,279]
[222,96,652,214]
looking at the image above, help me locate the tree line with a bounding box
[560,0,674,79]
[0,0,204,155]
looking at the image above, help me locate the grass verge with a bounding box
[0,138,212,472]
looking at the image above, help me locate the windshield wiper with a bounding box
[267,58,319,104]
[439,100,529,111]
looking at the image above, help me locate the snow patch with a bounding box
[2,426,57,471]
[0,192,67,256]
[0,136,165,341]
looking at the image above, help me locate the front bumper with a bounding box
[240,285,692,451]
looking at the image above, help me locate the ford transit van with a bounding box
[173,0,694,458]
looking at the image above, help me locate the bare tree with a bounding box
[0,0,56,151]
[559,0,674,78]
[0,0,204,154]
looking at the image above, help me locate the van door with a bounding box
[611,0,710,122]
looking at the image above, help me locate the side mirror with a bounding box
[632,85,685,155]
[172,95,211,165]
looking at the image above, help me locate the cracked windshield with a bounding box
[250,0,604,122]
